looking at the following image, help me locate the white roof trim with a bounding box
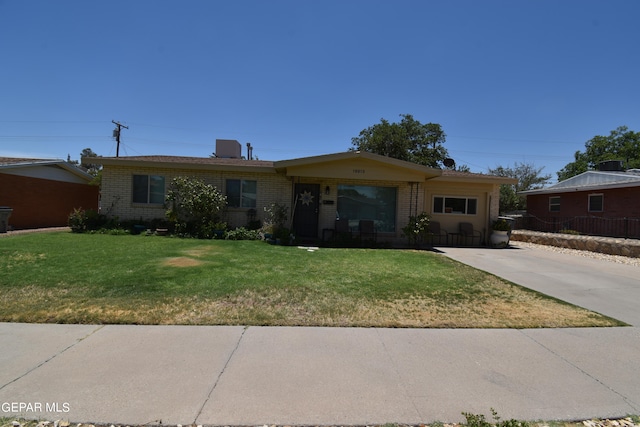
[0,159,94,182]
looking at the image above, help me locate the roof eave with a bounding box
[520,180,640,195]
[90,157,276,173]
[1,159,94,182]
[274,151,443,177]
[434,174,517,185]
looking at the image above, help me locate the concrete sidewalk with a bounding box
[1,243,639,426]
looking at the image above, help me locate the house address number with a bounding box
[352,169,365,174]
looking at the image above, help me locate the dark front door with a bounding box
[293,183,320,240]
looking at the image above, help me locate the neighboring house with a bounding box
[89,140,516,246]
[0,158,99,229]
[520,161,640,237]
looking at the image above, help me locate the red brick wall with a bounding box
[0,173,99,229]
[526,187,640,218]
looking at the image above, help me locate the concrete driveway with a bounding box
[439,243,640,327]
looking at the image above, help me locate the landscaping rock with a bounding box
[511,230,640,258]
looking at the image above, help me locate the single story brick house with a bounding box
[0,157,99,229]
[519,161,640,237]
[89,141,515,246]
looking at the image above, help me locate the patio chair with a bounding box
[358,219,377,243]
[458,222,482,246]
[427,221,448,246]
[335,218,351,238]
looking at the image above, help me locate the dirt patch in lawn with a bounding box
[162,257,204,267]
[183,245,218,258]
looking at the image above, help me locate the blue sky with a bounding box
[1,0,639,181]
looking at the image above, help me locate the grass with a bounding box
[0,231,625,328]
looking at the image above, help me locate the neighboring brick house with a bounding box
[90,140,515,246]
[520,162,640,237]
[0,158,99,229]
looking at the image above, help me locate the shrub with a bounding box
[68,208,109,233]
[68,208,86,233]
[225,227,262,240]
[462,408,529,427]
[165,176,227,239]
[263,202,289,236]
[559,229,580,235]
[402,212,431,247]
[492,219,512,231]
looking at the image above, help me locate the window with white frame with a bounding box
[226,179,257,208]
[132,174,165,204]
[549,196,561,212]
[432,196,477,215]
[589,194,604,212]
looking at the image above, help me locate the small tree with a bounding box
[165,177,227,238]
[488,162,551,213]
[263,202,289,237]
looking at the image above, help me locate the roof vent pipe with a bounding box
[246,142,253,160]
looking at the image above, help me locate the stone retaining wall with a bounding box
[511,230,640,258]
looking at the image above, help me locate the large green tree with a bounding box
[557,126,640,181]
[350,114,449,168]
[488,162,551,213]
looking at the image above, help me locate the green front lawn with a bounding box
[0,232,624,328]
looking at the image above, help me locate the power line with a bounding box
[448,134,583,145]
[0,135,109,139]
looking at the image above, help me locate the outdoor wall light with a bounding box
[325,186,330,195]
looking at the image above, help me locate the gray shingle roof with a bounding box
[521,170,640,195]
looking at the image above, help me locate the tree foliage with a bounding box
[78,148,101,176]
[350,114,449,168]
[68,147,102,186]
[488,162,551,213]
[557,126,640,181]
[165,176,227,238]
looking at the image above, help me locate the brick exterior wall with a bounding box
[101,163,502,246]
[0,173,99,229]
[526,187,640,218]
[101,165,292,228]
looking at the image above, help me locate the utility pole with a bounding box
[112,120,129,157]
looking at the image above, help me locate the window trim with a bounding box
[432,195,478,215]
[549,196,561,212]
[226,179,257,208]
[588,193,604,212]
[132,174,165,205]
